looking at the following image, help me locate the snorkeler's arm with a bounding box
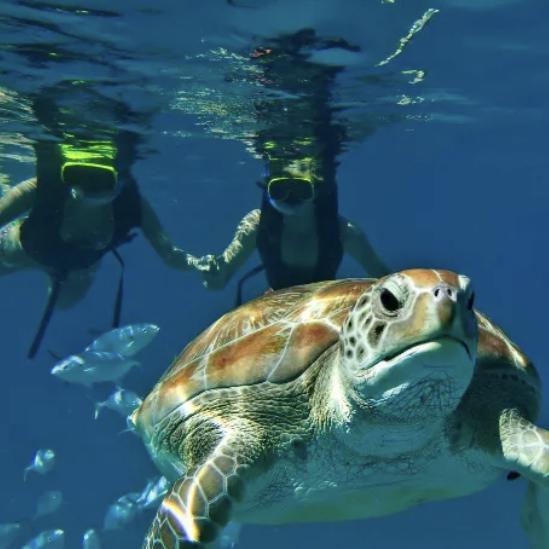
[0,178,37,227]
[200,209,261,290]
[139,197,195,271]
[340,217,390,278]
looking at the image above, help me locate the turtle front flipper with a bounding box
[143,444,246,549]
[500,409,549,482]
[500,408,549,549]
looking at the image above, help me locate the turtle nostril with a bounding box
[433,284,456,302]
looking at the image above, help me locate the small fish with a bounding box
[103,493,140,530]
[34,490,63,518]
[21,529,64,549]
[94,387,142,420]
[51,352,139,387]
[118,492,141,506]
[136,476,170,510]
[86,324,159,357]
[24,449,55,481]
[82,528,101,549]
[0,523,21,549]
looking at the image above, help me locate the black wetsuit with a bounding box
[20,165,142,358]
[256,187,343,290]
[20,175,141,276]
[251,29,349,290]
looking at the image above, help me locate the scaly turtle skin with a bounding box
[132,269,549,549]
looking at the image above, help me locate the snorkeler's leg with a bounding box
[0,220,38,275]
[55,264,99,309]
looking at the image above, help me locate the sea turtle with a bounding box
[131,269,549,549]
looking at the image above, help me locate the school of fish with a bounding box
[3,324,159,548]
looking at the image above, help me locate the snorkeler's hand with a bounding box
[169,248,199,271]
[195,254,227,290]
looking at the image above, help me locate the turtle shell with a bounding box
[134,274,541,437]
[134,279,373,431]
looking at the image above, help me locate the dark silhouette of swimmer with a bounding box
[0,88,198,356]
[196,30,389,299]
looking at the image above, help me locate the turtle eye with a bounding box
[380,288,401,313]
[377,278,407,315]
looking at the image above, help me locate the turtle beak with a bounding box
[430,275,478,360]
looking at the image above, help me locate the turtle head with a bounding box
[340,269,478,422]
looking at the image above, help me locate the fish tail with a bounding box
[94,402,105,420]
[118,421,137,437]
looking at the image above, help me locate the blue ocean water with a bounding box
[0,0,548,548]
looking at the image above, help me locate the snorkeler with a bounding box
[196,29,389,300]
[0,98,197,357]
[198,170,389,298]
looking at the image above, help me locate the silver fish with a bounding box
[136,476,170,510]
[0,523,21,549]
[94,387,142,420]
[82,528,101,549]
[86,324,159,357]
[103,493,140,530]
[34,490,63,518]
[51,352,139,387]
[21,529,64,549]
[24,449,55,481]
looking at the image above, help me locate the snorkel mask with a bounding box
[62,162,120,205]
[266,176,315,215]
